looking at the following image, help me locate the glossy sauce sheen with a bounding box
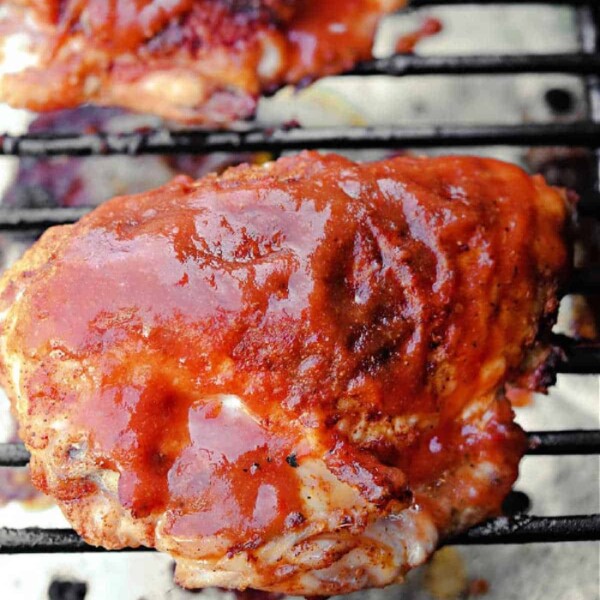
[2,1,404,122]
[8,152,569,546]
[24,0,388,76]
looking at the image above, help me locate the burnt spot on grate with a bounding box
[47,579,87,600]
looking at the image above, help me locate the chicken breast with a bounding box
[0,0,403,124]
[0,152,571,594]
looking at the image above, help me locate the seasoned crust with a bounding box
[0,152,571,593]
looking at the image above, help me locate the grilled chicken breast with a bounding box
[0,152,571,594]
[0,0,403,124]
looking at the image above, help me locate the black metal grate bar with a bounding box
[4,209,600,277]
[0,514,597,553]
[1,122,600,157]
[567,268,600,295]
[448,514,600,545]
[350,53,600,77]
[0,528,143,554]
[0,199,598,232]
[0,443,30,467]
[0,198,597,234]
[2,429,599,468]
[577,191,600,218]
[526,430,600,455]
[0,207,91,230]
[0,204,591,323]
[553,334,600,374]
[559,343,600,374]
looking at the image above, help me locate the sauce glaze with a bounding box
[1,1,404,122]
[4,152,570,546]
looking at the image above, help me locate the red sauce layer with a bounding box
[25,0,393,73]
[9,152,569,544]
[395,17,443,54]
[2,1,403,121]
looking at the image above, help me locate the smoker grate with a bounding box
[0,0,599,556]
[2,122,600,158]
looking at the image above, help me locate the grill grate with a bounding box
[2,122,600,158]
[0,0,599,556]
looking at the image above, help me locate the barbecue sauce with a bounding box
[8,152,569,545]
[14,0,401,94]
[395,17,443,54]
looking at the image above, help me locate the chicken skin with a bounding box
[0,152,571,594]
[0,0,403,124]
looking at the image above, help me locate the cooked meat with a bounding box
[0,0,403,124]
[0,152,571,595]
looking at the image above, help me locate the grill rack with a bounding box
[0,0,598,554]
